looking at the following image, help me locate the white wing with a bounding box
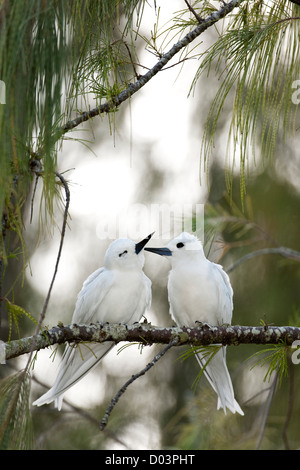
[211,262,233,325]
[139,272,152,315]
[72,267,114,324]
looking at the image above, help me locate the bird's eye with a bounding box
[176,242,184,248]
[119,250,128,257]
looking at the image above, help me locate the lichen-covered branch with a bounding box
[4,322,300,362]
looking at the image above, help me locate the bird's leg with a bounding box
[195,320,212,329]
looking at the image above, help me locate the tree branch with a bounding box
[100,339,179,431]
[59,0,244,136]
[226,246,300,273]
[183,0,204,23]
[4,322,300,361]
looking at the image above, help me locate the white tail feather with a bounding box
[195,346,244,416]
[33,342,114,409]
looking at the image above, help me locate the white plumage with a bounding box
[145,232,243,415]
[33,234,152,410]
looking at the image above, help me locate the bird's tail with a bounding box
[195,345,244,416]
[33,342,114,410]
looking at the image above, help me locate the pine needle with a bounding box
[0,371,33,450]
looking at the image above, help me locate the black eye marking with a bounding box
[119,250,128,257]
[176,242,184,248]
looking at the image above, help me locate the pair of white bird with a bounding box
[33,232,243,416]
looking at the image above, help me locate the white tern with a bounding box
[33,233,153,410]
[145,232,243,415]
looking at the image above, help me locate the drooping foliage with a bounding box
[0,0,146,262]
[188,1,300,200]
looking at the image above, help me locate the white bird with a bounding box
[33,234,153,410]
[145,232,243,415]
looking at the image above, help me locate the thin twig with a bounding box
[38,172,70,325]
[226,247,300,273]
[29,157,43,224]
[24,172,70,374]
[29,174,39,224]
[123,42,140,80]
[184,0,204,23]
[27,166,70,326]
[100,338,179,430]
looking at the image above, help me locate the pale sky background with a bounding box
[27,1,211,301]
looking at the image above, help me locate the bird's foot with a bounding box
[195,320,212,329]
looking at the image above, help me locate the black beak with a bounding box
[135,232,155,254]
[144,247,172,256]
